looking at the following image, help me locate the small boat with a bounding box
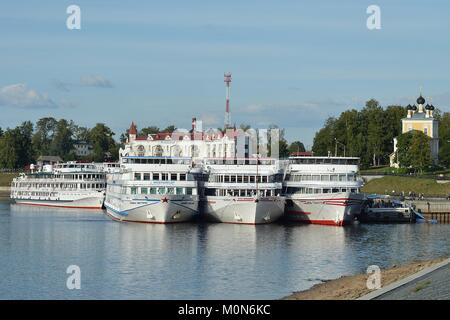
[359,195,415,223]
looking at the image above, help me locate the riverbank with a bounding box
[361,176,449,197]
[0,173,18,187]
[284,257,448,300]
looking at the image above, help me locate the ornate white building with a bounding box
[119,118,256,163]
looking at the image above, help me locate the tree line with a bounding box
[311,99,450,169]
[0,117,119,169]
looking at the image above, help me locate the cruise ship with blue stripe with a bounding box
[104,156,200,223]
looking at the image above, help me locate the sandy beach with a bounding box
[284,257,448,300]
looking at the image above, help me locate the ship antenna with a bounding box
[224,72,232,129]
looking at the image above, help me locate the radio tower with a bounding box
[224,72,232,129]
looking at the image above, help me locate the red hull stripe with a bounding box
[15,202,102,209]
[294,198,360,201]
[221,221,268,225]
[296,219,346,226]
[287,210,311,215]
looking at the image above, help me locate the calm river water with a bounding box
[1,198,449,299]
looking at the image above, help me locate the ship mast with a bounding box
[224,72,232,129]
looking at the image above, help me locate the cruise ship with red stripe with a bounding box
[202,157,285,224]
[10,162,106,209]
[283,156,364,226]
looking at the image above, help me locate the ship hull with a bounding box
[12,195,105,209]
[104,195,199,224]
[285,192,364,226]
[204,196,285,224]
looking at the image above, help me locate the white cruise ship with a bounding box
[104,156,200,223]
[10,162,106,209]
[283,156,364,226]
[202,157,285,224]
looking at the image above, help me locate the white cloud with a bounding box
[80,75,113,88]
[52,79,70,92]
[54,75,114,91]
[0,83,57,109]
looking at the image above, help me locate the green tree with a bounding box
[119,132,128,145]
[396,130,432,172]
[311,100,410,168]
[438,112,450,167]
[0,122,34,169]
[72,125,90,142]
[363,99,384,166]
[88,123,118,162]
[383,105,406,156]
[312,117,336,156]
[162,125,176,133]
[50,119,74,159]
[17,121,34,167]
[288,141,305,154]
[32,117,57,157]
[140,126,160,136]
[0,129,18,168]
[279,139,289,158]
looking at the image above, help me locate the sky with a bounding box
[1,0,450,148]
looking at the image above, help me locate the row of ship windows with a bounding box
[284,187,359,194]
[205,189,280,197]
[286,174,358,182]
[13,183,105,189]
[24,174,105,180]
[289,158,359,165]
[128,186,197,195]
[13,191,61,197]
[208,174,283,183]
[133,172,189,181]
[125,158,191,165]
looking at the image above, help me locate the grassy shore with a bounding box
[360,167,450,178]
[284,257,447,300]
[0,173,19,187]
[362,176,449,197]
[360,166,391,174]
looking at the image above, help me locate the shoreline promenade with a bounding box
[360,258,450,300]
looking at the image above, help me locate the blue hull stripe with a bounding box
[105,202,159,217]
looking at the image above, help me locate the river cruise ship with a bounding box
[104,156,200,223]
[283,156,364,226]
[202,157,285,224]
[10,162,106,209]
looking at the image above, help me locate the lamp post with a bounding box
[334,138,346,157]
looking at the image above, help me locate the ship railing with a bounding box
[14,178,105,183]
